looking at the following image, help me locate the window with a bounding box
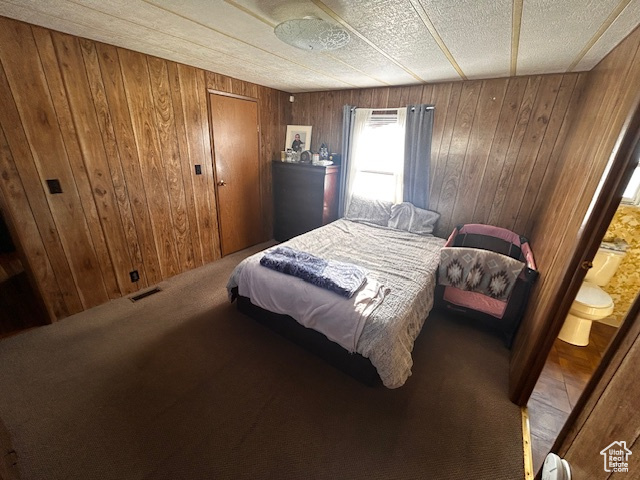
[622,165,640,205]
[347,108,407,204]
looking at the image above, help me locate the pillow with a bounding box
[388,202,440,235]
[344,196,393,226]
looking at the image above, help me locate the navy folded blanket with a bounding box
[259,246,366,298]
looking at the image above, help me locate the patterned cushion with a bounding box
[438,247,525,300]
[344,196,393,226]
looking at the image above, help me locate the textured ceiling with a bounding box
[0,0,639,93]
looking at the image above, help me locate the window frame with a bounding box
[621,164,640,206]
[347,108,406,205]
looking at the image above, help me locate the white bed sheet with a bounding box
[227,219,446,388]
[237,260,388,353]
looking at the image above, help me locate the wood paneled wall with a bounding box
[0,16,289,321]
[291,74,587,238]
[292,25,640,405]
[509,25,640,403]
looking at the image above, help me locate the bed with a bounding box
[227,200,446,388]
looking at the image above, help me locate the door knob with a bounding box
[217,180,226,186]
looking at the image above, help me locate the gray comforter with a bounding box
[227,219,446,388]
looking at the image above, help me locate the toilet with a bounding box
[557,243,626,346]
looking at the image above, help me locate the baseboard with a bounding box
[521,407,534,480]
[597,316,622,328]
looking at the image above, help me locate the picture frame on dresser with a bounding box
[285,125,312,153]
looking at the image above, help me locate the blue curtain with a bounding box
[338,105,356,217]
[403,104,435,209]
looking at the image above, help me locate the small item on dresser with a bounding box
[312,153,320,163]
[280,150,286,161]
[330,153,341,165]
[300,150,312,163]
[319,143,329,160]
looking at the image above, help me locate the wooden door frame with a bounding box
[509,96,640,406]
[206,89,262,256]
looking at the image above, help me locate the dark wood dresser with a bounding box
[272,161,341,241]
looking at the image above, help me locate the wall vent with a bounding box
[129,287,161,302]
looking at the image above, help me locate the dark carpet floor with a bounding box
[0,243,524,480]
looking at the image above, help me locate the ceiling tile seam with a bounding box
[22,0,356,89]
[566,0,633,72]
[0,3,216,70]
[320,53,391,86]
[511,0,523,76]
[140,0,360,88]
[408,0,467,81]
[311,0,427,83]
[223,0,274,28]
[13,0,288,80]
[223,0,391,87]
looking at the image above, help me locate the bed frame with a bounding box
[235,292,381,387]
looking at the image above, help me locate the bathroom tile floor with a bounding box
[527,321,617,474]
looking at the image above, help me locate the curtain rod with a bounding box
[355,107,398,112]
[353,106,435,111]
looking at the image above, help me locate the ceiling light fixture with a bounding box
[274,17,350,51]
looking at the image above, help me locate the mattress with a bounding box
[227,219,446,388]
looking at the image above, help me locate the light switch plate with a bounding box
[46,179,63,194]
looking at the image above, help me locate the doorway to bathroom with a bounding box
[526,126,640,475]
[527,211,638,472]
